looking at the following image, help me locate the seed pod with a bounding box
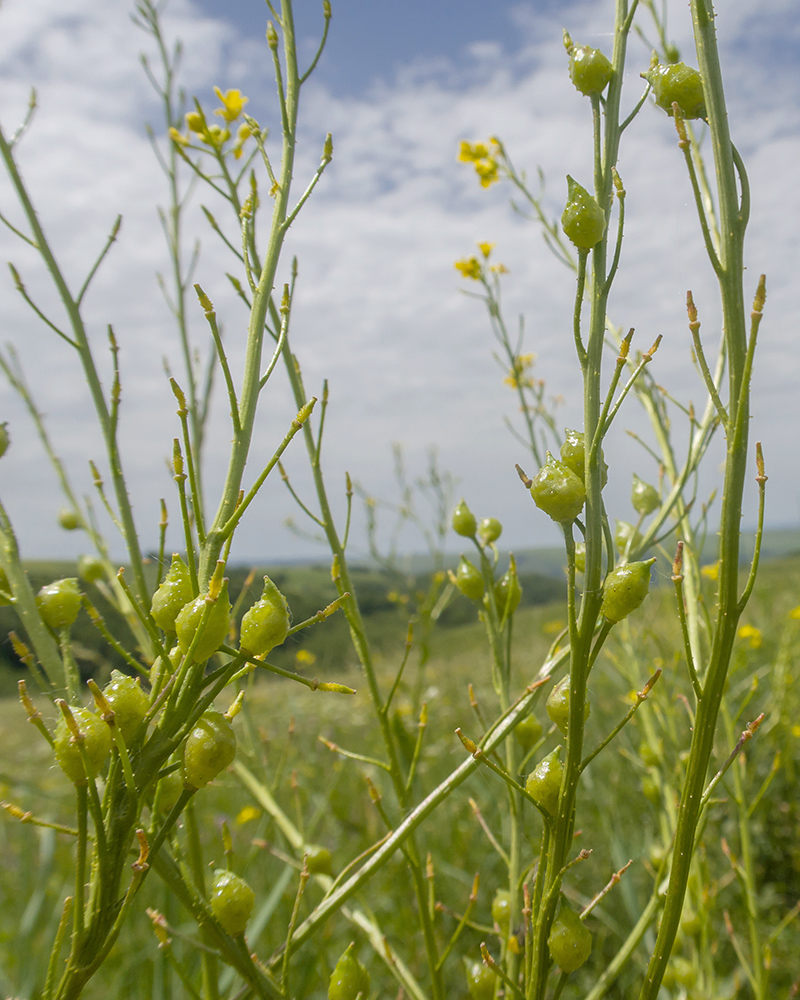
[491,890,511,933]
[601,559,656,622]
[647,61,705,119]
[494,556,522,619]
[466,961,498,1000]
[569,44,613,95]
[240,575,290,655]
[452,498,477,538]
[328,943,370,1000]
[478,516,502,545]
[149,644,181,687]
[53,706,112,783]
[150,554,194,633]
[525,746,563,815]
[560,428,608,487]
[209,868,255,936]
[36,578,82,630]
[102,670,149,743]
[175,579,231,661]
[574,542,586,574]
[155,769,183,814]
[454,556,484,601]
[631,474,659,516]
[57,508,81,531]
[305,844,333,875]
[561,175,605,249]
[514,715,543,753]
[0,422,9,457]
[77,554,105,584]
[182,710,236,789]
[547,900,592,972]
[614,520,643,556]
[546,677,590,735]
[529,453,586,523]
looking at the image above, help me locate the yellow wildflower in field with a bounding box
[504,353,536,390]
[789,605,800,620]
[185,111,205,134]
[454,256,482,280]
[214,87,249,122]
[737,624,762,649]
[295,648,317,666]
[792,725,800,738]
[477,241,495,258]
[236,806,260,825]
[458,139,500,187]
[168,126,190,146]
[700,562,719,581]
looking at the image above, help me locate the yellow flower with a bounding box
[458,140,489,162]
[201,124,230,150]
[185,111,206,135]
[490,263,509,274]
[214,87,248,122]
[168,126,190,147]
[792,725,800,738]
[477,242,495,258]
[700,562,719,581]
[474,158,499,187]
[454,257,482,280]
[789,605,800,620]
[504,353,536,390]
[295,648,317,666]
[737,624,762,649]
[236,806,260,825]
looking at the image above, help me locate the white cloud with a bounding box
[0,0,796,570]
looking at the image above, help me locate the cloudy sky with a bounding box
[0,0,797,568]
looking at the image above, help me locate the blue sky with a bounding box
[0,0,798,567]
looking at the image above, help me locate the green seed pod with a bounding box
[529,453,586,524]
[478,516,502,545]
[574,542,586,574]
[631,474,660,516]
[102,670,149,743]
[53,706,112,783]
[155,768,183,814]
[494,557,522,619]
[568,44,613,96]
[525,746,563,815]
[455,556,484,601]
[601,559,656,622]
[614,520,643,557]
[305,844,333,875]
[175,579,231,661]
[57,508,81,531]
[149,644,181,688]
[452,498,477,538]
[560,428,608,486]
[561,175,606,249]
[77,554,105,584]
[546,677,590,735]
[240,575,290,656]
[150,554,194,633]
[646,61,705,119]
[182,710,236,789]
[491,890,511,933]
[547,900,592,972]
[328,943,370,1000]
[209,868,255,936]
[0,422,9,457]
[514,715,543,753]
[36,578,82,630]
[466,961,497,1000]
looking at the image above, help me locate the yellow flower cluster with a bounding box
[737,624,762,649]
[168,88,252,159]
[454,241,507,281]
[458,139,501,188]
[504,353,536,390]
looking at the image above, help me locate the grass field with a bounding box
[1,548,799,998]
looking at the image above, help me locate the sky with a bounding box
[0,0,798,569]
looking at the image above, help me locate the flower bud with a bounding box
[478,516,502,545]
[150,554,194,633]
[452,498,477,538]
[561,176,605,249]
[57,508,81,531]
[240,575,290,656]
